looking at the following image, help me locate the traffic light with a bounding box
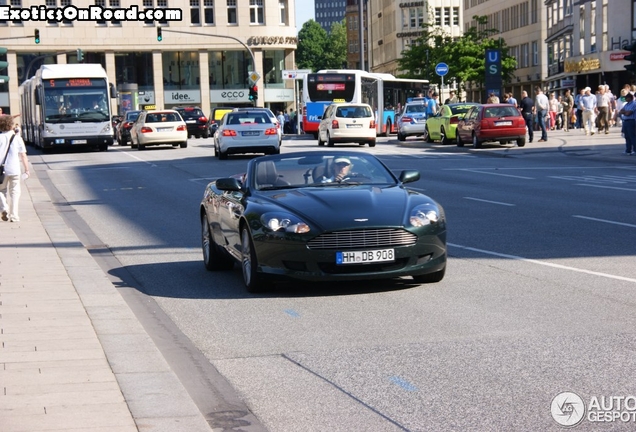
[157,27,162,42]
[34,29,40,44]
[624,42,636,75]
[249,85,258,102]
[0,47,8,83]
[77,49,84,62]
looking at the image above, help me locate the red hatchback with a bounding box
[456,104,526,148]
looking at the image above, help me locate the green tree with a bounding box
[296,19,347,71]
[296,20,328,71]
[324,21,348,69]
[398,15,517,89]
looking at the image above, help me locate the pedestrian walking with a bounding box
[615,88,629,128]
[534,86,549,142]
[580,87,597,135]
[562,89,574,131]
[519,90,535,143]
[548,92,559,130]
[574,88,585,129]
[595,85,611,134]
[0,114,29,223]
[618,92,636,154]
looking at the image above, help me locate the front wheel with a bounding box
[440,126,450,145]
[241,227,268,293]
[202,213,235,271]
[456,132,464,147]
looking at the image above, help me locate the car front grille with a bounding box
[307,228,417,250]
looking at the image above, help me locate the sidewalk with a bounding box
[0,172,213,431]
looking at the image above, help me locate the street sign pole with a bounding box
[435,63,449,103]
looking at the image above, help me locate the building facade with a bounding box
[546,0,634,95]
[0,0,298,116]
[367,0,463,76]
[345,0,367,70]
[315,0,346,33]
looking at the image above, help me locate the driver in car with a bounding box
[320,157,354,183]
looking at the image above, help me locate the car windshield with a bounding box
[405,104,426,113]
[226,114,272,125]
[483,106,521,118]
[146,112,181,122]
[177,108,204,119]
[450,105,475,115]
[251,154,398,191]
[335,106,372,118]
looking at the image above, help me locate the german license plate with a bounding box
[72,139,87,144]
[157,127,172,132]
[242,131,260,136]
[495,121,512,126]
[186,120,196,123]
[347,124,363,128]
[336,248,395,264]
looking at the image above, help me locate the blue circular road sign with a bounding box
[435,62,449,76]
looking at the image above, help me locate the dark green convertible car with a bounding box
[200,151,447,292]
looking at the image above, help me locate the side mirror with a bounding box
[216,177,243,192]
[399,170,420,184]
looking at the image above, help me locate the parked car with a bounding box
[116,110,142,146]
[317,103,376,147]
[174,106,209,138]
[214,110,281,160]
[206,107,236,136]
[396,102,428,142]
[456,104,527,148]
[200,151,447,292]
[425,103,479,144]
[130,109,188,150]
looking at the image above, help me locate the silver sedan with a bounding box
[214,111,281,160]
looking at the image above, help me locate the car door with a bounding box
[131,112,145,144]
[218,183,246,258]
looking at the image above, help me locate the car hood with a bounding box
[256,185,423,230]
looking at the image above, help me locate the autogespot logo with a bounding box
[551,392,586,427]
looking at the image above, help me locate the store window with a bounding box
[263,50,285,88]
[162,51,200,90]
[208,50,249,89]
[115,52,154,91]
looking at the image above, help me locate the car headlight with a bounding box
[409,204,440,227]
[261,212,311,234]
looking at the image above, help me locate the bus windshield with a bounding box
[43,78,110,123]
[306,73,356,102]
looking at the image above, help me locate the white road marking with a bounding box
[456,169,534,179]
[119,150,157,166]
[573,215,636,228]
[574,183,636,192]
[463,197,515,206]
[448,243,636,284]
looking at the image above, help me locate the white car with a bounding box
[130,110,188,150]
[317,103,376,147]
[233,107,282,139]
[214,110,281,160]
[397,102,428,141]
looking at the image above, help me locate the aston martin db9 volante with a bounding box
[200,151,447,292]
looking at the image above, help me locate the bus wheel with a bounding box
[383,120,391,137]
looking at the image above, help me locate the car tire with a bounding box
[440,127,449,145]
[412,266,446,283]
[368,140,376,147]
[138,143,146,150]
[456,132,464,147]
[425,126,433,143]
[397,132,406,142]
[202,213,235,271]
[241,226,268,293]
[317,133,325,146]
[218,149,228,160]
[517,137,526,147]
[472,134,481,149]
[327,133,335,147]
[180,142,188,148]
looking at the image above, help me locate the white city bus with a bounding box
[19,64,117,151]
[302,69,429,138]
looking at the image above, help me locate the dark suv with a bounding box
[174,106,209,138]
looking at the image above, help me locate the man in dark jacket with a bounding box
[519,91,535,143]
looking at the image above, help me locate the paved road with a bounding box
[21,128,636,431]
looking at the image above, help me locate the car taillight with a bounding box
[401,116,413,123]
[199,116,207,123]
[265,128,278,135]
[331,119,339,129]
[222,129,237,136]
[124,122,133,129]
[370,120,376,128]
[177,125,186,131]
[450,117,459,125]
[141,126,153,133]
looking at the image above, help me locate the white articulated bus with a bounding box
[19,64,117,151]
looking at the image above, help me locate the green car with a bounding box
[425,103,479,144]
